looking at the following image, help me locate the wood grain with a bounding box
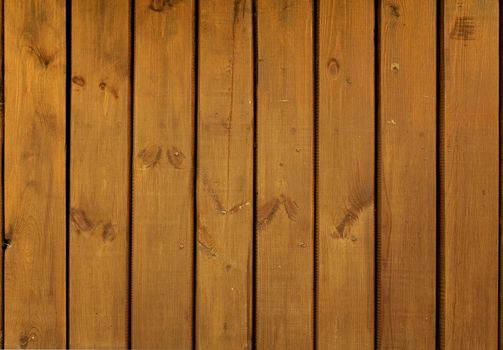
[442,1,499,348]
[132,0,194,348]
[256,0,314,348]
[4,0,66,347]
[377,1,436,348]
[70,0,131,347]
[317,0,374,348]
[196,0,253,349]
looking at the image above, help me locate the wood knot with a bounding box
[138,145,162,168]
[70,208,94,232]
[149,0,182,11]
[72,76,86,87]
[167,146,185,169]
[450,16,475,41]
[102,223,116,242]
[389,4,400,17]
[327,58,340,77]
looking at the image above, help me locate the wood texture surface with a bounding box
[196,0,253,349]
[132,0,194,348]
[256,0,314,348]
[442,1,499,348]
[4,0,66,347]
[0,1,502,348]
[378,1,437,348]
[70,0,131,347]
[317,1,375,349]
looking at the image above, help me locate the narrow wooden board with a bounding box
[69,0,131,347]
[377,1,436,348]
[256,0,314,348]
[0,0,4,345]
[4,0,66,347]
[196,0,253,349]
[442,1,499,348]
[317,0,374,348]
[132,0,194,348]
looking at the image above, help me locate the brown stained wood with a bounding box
[4,0,66,347]
[442,0,499,348]
[317,1,374,349]
[378,0,436,348]
[70,0,131,347]
[132,0,194,348]
[196,0,253,349]
[256,0,314,348]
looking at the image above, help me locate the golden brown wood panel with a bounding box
[70,0,131,347]
[196,0,253,349]
[378,0,436,348]
[317,0,375,348]
[132,0,194,348]
[442,0,499,348]
[256,0,314,348]
[4,0,66,347]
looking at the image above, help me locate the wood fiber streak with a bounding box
[4,0,66,347]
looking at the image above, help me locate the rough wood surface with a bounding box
[4,0,66,347]
[378,0,437,348]
[132,0,195,348]
[317,0,375,348]
[196,0,254,349]
[442,1,499,348]
[70,0,131,347]
[256,0,314,348]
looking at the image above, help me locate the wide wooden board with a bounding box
[256,0,314,348]
[4,0,66,347]
[378,1,437,348]
[317,0,375,348]
[70,0,131,347]
[442,0,499,348]
[196,0,254,349]
[132,0,195,348]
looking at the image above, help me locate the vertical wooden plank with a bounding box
[132,0,194,348]
[256,0,314,348]
[196,0,253,349]
[442,1,499,348]
[4,0,66,347]
[317,1,374,349]
[70,0,130,347]
[377,0,436,348]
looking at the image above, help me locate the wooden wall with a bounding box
[0,0,501,349]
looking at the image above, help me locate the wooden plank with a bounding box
[317,0,374,348]
[442,1,499,348]
[132,0,194,348]
[256,0,314,348]
[4,0,66,347]
[69,0,131,347]
[377,1,436,348]
[196,0,253,349]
